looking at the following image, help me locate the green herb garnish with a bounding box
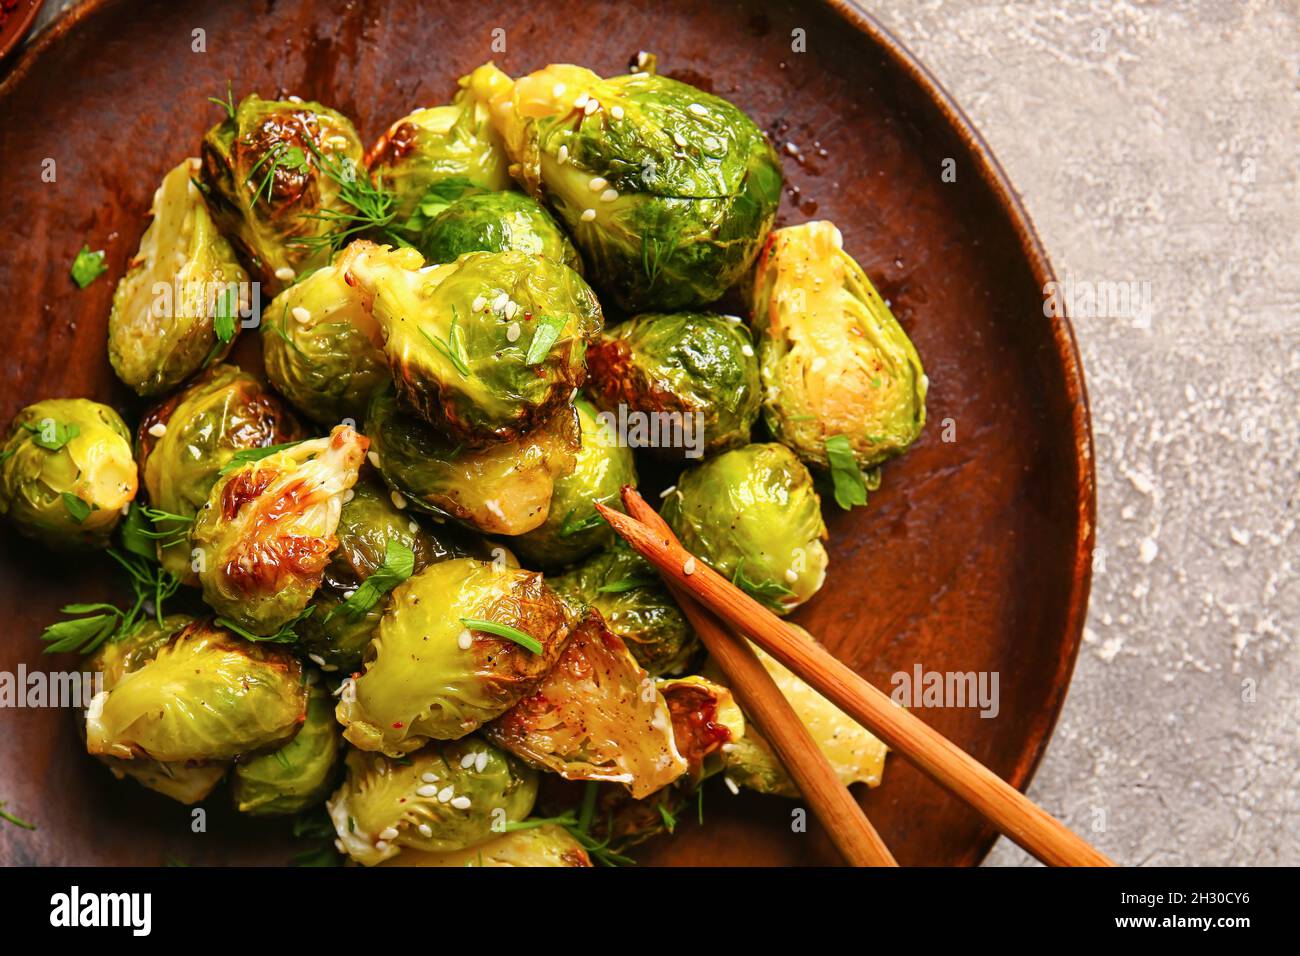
[0,802,36,831]
[215,606,314,644]
[21,418,79,451]
[525,314,567,365]
[825,434,868,510]
[459,617,542,655]
[60,492,92,524]
[731,557,795,611]
[70,246,107,288]
[326,541,415,622]
[218,440,305,475]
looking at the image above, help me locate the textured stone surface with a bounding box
[24,0,1297,866]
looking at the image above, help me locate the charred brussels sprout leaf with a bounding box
[661,443,828,614]
[190,426,367,637]
[232,683,342,815]
[109,158,250,396]
[511,399,636,570]
[0,399,137,550]
[490,63,782,311]
[327,738,537,865]
[375,822,591,867]
[748,221,927,474]
[137,364,302,583]
[485,610,687,798]
[657,675,744,783]
[417,191,583,273]
[366,385,579,536]
[200,94,364,291]
[337,558,573,754]
[707,629,888,796]
[86,618,308,762]
[344,241,602,444]
[586,312,760,456]
[550,545,698,677]
[262,243,422,424]
[367,63,515,239]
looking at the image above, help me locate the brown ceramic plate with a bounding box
[0,1,43,64]
[0,0,1093,866]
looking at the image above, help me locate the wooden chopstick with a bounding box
[622,490,897,867]
[597,491,1114,868]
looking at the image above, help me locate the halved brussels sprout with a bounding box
[658,675,744,783]
[367,385,579,536]
[489,62,782,311]
[327,738,537,866]
[550,545,698,677]
[660,443,828,614]
[586,312,760,456]
[418,191,583,273]
[485,611,686,799]
[337,558,574,754]
[344,241,602,444]
[86,618,307,762]
[200,94,364,291]
[0,399,137,550]
[190,425,367,637]
[261,243,422,424]
[232,683,341,815]
[707,630,888,796]
[367,63,514,238]
[748,221,927,471]
[376,823,590,867]
[108,158,250,396]
[510,398,636,570]
[137,364,302,583]
[296,475,463,672]
[87,613,229,805]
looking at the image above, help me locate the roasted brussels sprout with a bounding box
[137,364,302,583]
[108,158,250,396]
[489,63,782,311]
[87,613,229,805]
[261,243,421,424]
[586,311,760,456]
[658,675,744,783]
[344,241,602,444]
[748,221,927,473]
[510,399,636,569]
[486,611,686,798]
[327,738,537,866]
[0,399,137,550]
[660,443,828,614]
[200,94,364,291]
[232,683,341,815]
[417,191,583,272]
[708,631,888,796]
[367,63,514,237]
[190,425,367,637]
[337,558,574,754]
[376,823,590,867]
[366,385,579,536]
[550,545,698,677]
[86,618,307,762]
[297,475,462,672]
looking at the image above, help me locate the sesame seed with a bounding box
[458,629,473,650]
[611,105,624,119]
[147,422,167,438]
[573,93,590,109]
[688,103,707,116]
[416,784,438,797]
[682,557,696,576]
[474,752,489,773]
[308,653,326,666]
[291,306,311,324]
[588,176,607,191]
[741,343,754,357]
[378,827,399,841]
[450,796,472,810]
[437,786,454,803]
[673,131,687,148]
[342,589,356,600]
[274,266,295,281]
[506,321,521,342]
[375,839,390,851]
[723,776,740,795]
[287,94,303,103]
[408,520,419,533]
[504,300,519,319]
[784,568,798,583]
[421,772,439,783]
[580,208,596,222]
[471,295,486,312]
[460,752,476,769]
[600,188,619,203]
[418,824,433,838]
[659,485,676,498]
[557,144,569,164]
[492,292,509,312]
[390,490,407,510]
[583,98,599,115]
[367,451,381,469]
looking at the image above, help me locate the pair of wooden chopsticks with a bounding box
[597,487,1113,868]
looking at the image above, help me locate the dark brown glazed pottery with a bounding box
[0,0,1094,866]
[0,0,44,63]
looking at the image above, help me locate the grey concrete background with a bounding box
[23,0,1298,866]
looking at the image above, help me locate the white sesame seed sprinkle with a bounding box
[682,557,696,576]
[450,796,472,810]
[367,451,381,469]
[504,300,519,319]
[673,131,687,148]
[741,343,754,357]
[588,176,607,191]
[611,105,624,119]
[475,752,489,772]
[573,93,590,109]
[274,266,295,281]
[418,824,433,838]
[557,144,569,164]
[583,98,599,115]
[437,786,454,803]
[580,208,596,222]
[458,629,473,650]
[390,490,407,510]
[471,295,486,312]
[378,827,399,841]
[308,653,326,666]
[342,589,356,600]
[659,485,676,498]
[460,752,476,769]
[506,321,521,342]
[147,422,167,438]
[416,784,438,797]
[688,103,707,116]
[492,292,509,312]
[600,188,619,203]
[784,568,798,584]
[374,839,390,851]
[408,520,419,533]
[291,306,311,324]
[723,775,740,795]
[421,772,439,783]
